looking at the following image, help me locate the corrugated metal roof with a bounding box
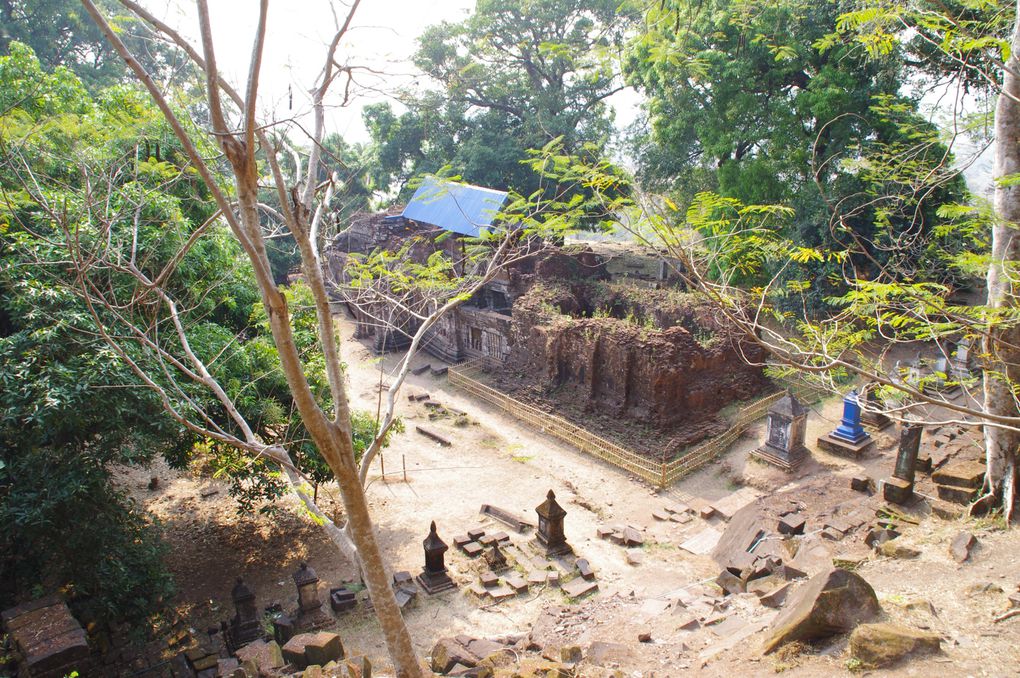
[402,177,508,237]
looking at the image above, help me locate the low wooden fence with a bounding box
[448,360,811,488]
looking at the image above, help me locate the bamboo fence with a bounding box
[448,360,816,488]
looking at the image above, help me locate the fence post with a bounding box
[660,461,667,489]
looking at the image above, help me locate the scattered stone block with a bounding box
[330,586,357,613]
[527,571,547,585]
[676,616,700,631]
[394,587,417,609]
[480,572,499,588]
[933,461,985,489]
[850,476,874,493]
[415,425,451,447]
[759,582,792,609]
[453,535,473,549]
[879,541,921,559]
[930,500,963,520]
[479,505,533,532]
[680,528,722,556]
[463,542,484,558]
[560,645,582,663]
[936,484,979,504]
[709,488,760,521]
[281,632,344,670]
[865,528,900,548]
[479,533,498,545]
[235,640,285,674]
[638,630,653,643]
[652,509,671,521]
[488,586,516,601]
[950,532,977,563]
[821,527,844,541]
[849,623,941,668]
[700,506,715,520]
[304,633,345,668]
[596,526,614,540]
[586,641,631,666]
[576,558,595,581]
[763,568,880,653]
[626,550,644,566]
[505,575,528,594]
[430,638,478,674]
[883,476,914,504]
[665,501,691,515]
[468,528,486,541]
[670,512,693,524]
[392,571,413,587]
[547,571,561,587]
[778,515,805,536]
[217,658,240,676]
[491,531,510,544]
[2,597,90,678]
[622,527,644,547]
[915,455,933,473]
[562,578,598,599]
[716,570,744,596]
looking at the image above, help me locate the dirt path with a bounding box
[118,316,1020,677]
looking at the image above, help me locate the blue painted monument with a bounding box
[832,390,869,443]
[817,389,875,458]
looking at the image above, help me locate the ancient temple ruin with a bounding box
[325,179,771,454]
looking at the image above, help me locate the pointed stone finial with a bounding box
[547,489,556,500]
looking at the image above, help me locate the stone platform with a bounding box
[816,433,875,459]
[750,445,808,471]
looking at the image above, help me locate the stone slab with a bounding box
[562,578,599,599]
[680,528,722,556]
[709,488,760,521]
[488,585,516,601]
[527,571,548,585]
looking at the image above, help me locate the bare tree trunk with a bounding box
[333,461,422,676]
[983,0,1020,521]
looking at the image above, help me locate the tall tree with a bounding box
[0,0,172,89]
[532,0,1020,519]
[626,0,964,304]
[56,1,572,673]
[367,0,635,198]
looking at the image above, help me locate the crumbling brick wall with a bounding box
[505,281,771,426]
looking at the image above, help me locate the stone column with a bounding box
[884,423,922,503]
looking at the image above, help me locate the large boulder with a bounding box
[763,567,880,653]
[849,623,941,668]
[235,640,285,674]
[431,638,479,674]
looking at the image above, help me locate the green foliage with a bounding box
[0,0,173,91]
[625,0,966,308]
[366,0,635,215]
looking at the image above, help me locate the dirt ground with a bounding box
[115,316,1020,677]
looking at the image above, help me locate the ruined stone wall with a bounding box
[505,282,770,426]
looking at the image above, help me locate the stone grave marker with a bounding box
[416,521,457,594]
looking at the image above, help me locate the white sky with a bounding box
[144,0,642,147]
[138,1,987,193]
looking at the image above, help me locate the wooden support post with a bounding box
[402,454,407,483]
[380,454,386,483]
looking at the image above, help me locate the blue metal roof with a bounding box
[401,177,508,237]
